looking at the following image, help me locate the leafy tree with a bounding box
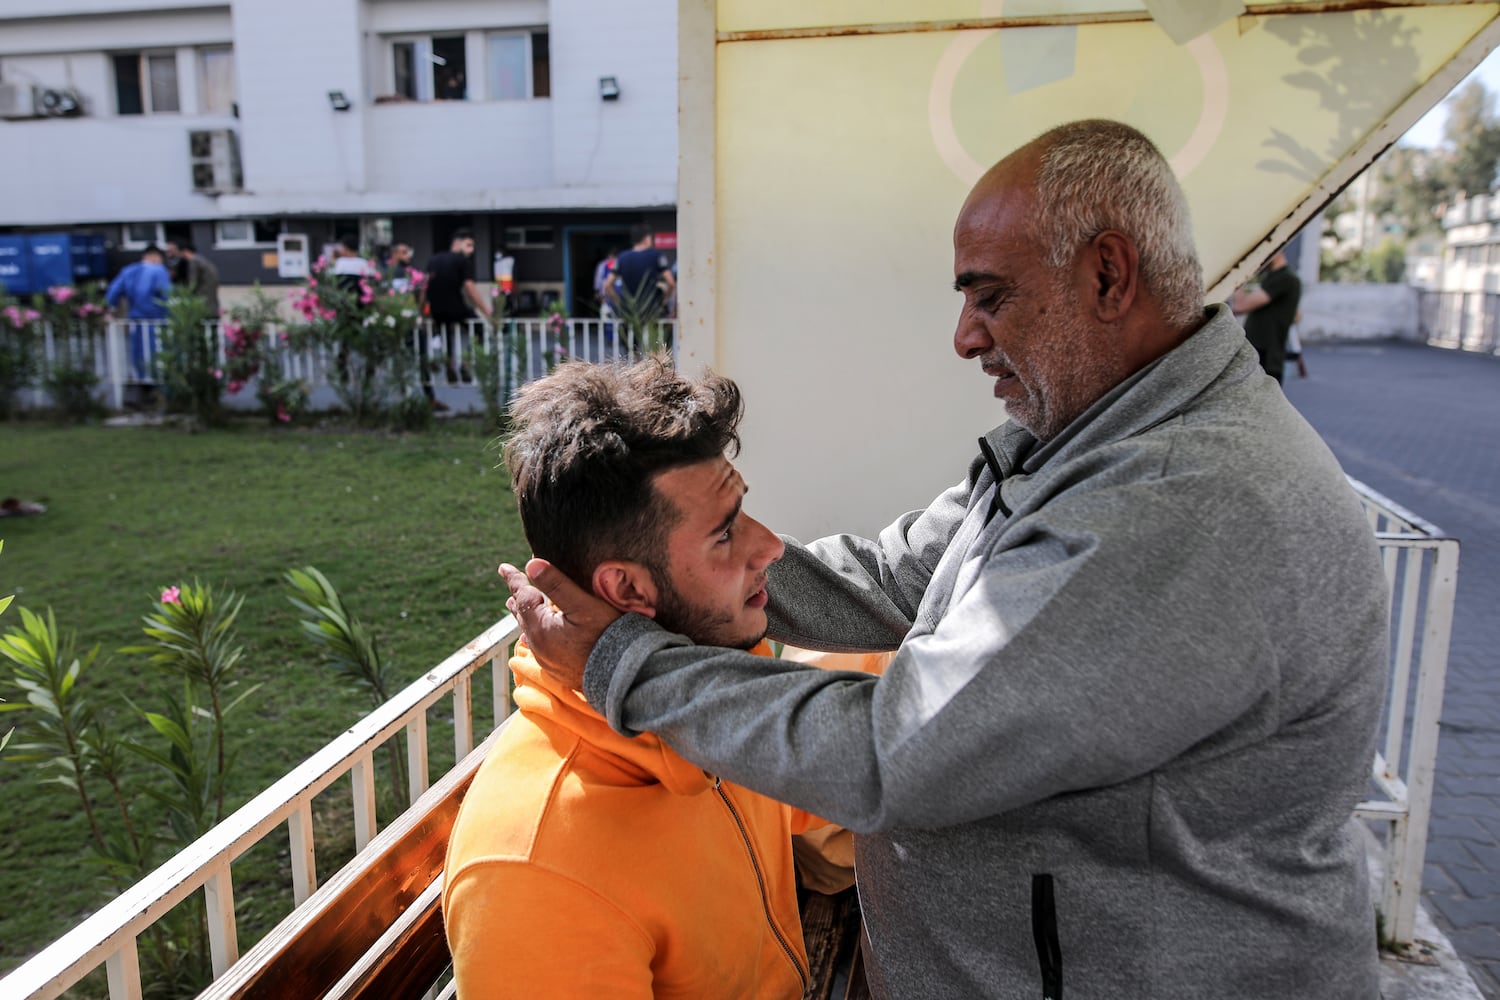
[1439,79,1500,198]
[1366,237,1408,284]
[1370,146,1446,241]
[1323,79,1500,281]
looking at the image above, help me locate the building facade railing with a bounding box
[0,480,1460,996]
[1418,289,1500,355]
[4,316,677,414]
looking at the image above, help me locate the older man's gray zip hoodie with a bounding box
[584,305,1388,1000]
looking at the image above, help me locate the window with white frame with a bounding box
[488,31,548,99]
[383,30,549,102]
[389,35,466,101]
[214,219,281,248]
[121,222,166,249]
[113,52,180,115]
[199,47,236,115]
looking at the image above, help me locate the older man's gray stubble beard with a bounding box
[998,299,1118,443]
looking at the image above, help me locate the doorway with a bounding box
[564,225,632,317]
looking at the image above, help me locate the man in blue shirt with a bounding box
[605,225,675,323]
[105,245,173,381]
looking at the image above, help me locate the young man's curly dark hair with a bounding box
[503,355,743,588]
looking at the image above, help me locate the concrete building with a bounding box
[0,0,677,317]
[1423,190,1500,351]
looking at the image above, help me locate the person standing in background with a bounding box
[1231,248,1303,384]
[106,244,173,384]
[422,228,492,386]
[166,240,221,318]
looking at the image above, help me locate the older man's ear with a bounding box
[591,561,660,618]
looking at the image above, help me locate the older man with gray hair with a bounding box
[504,119,1388,1000]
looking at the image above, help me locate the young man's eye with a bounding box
[717,520,736,544]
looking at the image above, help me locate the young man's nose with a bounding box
[746,516,785,568]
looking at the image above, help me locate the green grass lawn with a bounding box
[0,417,530,982]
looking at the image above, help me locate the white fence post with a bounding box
[287,801,318,906]
[203,865,239,976]
[1349,479,1460,950]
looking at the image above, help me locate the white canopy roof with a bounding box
[678,1,1500,537]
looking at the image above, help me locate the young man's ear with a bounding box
[591,561,659,618]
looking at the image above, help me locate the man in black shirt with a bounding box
[423,228,492,390]
[1231,248,1302,384]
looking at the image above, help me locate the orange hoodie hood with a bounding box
[509,638,774,797]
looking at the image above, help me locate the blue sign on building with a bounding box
[0,234,108,296]
[0,236,33,296]
[29,234,76,290]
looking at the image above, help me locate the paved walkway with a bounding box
[1284,341,1500,997]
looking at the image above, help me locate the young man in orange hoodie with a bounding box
[443,357,841,998]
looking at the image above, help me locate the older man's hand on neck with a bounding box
[500,559,621,694]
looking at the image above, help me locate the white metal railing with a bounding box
[8,315,678,412]
[0,616,520,1000]
[1419,288,1500,355]
[1349,477,1460,948]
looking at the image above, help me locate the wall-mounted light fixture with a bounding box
[598,76,620,102]
[328,90,352,112]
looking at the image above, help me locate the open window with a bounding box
[114,52,180,115]
[383,30,549,102]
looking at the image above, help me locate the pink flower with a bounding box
[22,308,40,323]
[161,586,181,605]
[213,368,224,380]
[227,380,244,394]
[276,404,291,423]
[48,286,77,304]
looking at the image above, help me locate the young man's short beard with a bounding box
[652,568,764,650]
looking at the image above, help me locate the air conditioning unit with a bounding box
[0,82,38,119]
[37,88,83,117]
[0,84,85,119]
[188,128,243,193]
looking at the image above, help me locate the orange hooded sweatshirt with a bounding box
[443,640,818,999]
